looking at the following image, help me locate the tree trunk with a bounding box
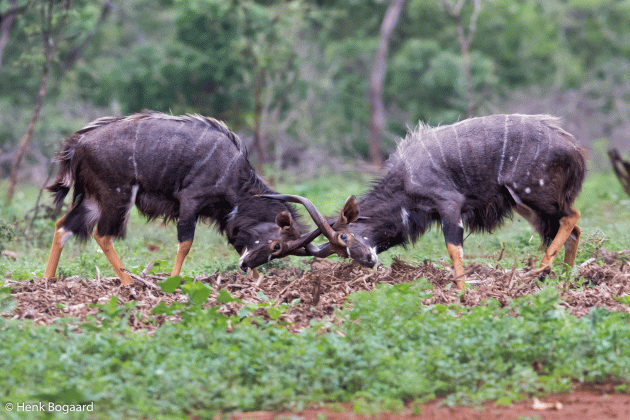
[368,0,406,166]
[458,31,473,118]
[252,70,267,175]
[0,0,27,68]
[442,0,482,118]
[6,0,53,204]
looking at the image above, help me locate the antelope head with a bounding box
[258,194,378,268]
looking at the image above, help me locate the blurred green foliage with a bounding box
[2,0,630,165]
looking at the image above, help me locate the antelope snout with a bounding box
[350,245,378,268]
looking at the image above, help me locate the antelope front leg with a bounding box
[171,239,193,277]
[536,208,581,275]
[93,232,133,285]
[441,213,466,289]
[446,243,465,289]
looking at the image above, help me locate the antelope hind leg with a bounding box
[93,232,133,285]
[536,208,581,274]
[562,225,581,267]
[44,217,69,279]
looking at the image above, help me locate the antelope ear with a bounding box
[335,195,359,228]
[276,211,300,239]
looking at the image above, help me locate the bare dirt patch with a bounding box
[7,251,630,331]
[229,382,630,420]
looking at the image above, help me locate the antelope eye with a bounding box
[273,243,281,251]
[340,233,347,241]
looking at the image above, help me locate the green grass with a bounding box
[0,170,629,418]
[2,170,628,279]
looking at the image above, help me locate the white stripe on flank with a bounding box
[190,130,223,176]
[156,121,186,186]
[123,185,139,228]
[215,154,240,187]
[132,120,143,180]
[418,132,438,170]
[453,126,471,185]
[511,115,526,175]
[497,115,509,183]
[430,129,459,190]
[432,130,448,167]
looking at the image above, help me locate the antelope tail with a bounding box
[47,134,80,209]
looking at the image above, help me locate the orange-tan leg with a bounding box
[536,208,581,273]
[44,217,67,279]
[93,232,132,285]
[562,225,581,267]
[446,243,465,289]
[171,239,193,277]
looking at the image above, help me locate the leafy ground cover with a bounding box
[0,170,629,418]
[2,259,630,419]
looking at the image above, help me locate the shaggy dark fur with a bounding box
[47,112,303,268]
[347,114,585,252]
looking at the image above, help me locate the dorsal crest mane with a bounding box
[76,111,243,151]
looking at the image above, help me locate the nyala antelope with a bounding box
[265,114,586,288]
[44,112,317,285]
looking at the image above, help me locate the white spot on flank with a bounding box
[363,237,369,241]
[254,240,260,244]
[525,187,531,194]
[116,187,121,193]
[509,156,513,162]
[539,179,545,186]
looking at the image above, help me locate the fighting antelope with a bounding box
[44,112,316,285]
[265,114,586,288]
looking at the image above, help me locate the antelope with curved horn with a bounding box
[267,114,586,289]
[44,112,318,285]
